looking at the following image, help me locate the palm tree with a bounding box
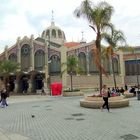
[0,60,20,86]
[62,55,81,91]
[102,29,126,88]
[74,0,114,94]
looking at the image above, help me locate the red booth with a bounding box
[51,82,62,96]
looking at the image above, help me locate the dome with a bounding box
[41,21,66,44]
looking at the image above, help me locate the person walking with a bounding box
[0,79,5,103]
[0,87,8,108]
[101,85,110,112]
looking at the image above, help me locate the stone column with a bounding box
[60,45,67,88]
[44,39,49,82]
[86,47,90,75]
[17,37,21,65]
[109,56,113,77]
[15,37,21,93]
[43,39,50,95]
[30,34,34,71]
[4,45,8,60]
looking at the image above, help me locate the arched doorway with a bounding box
[32,72,44,93]
[17,73,29,93]
[8,75,16,92]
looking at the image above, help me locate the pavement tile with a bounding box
[0,95,140,140]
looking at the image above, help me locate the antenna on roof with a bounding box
[80,31,86,43]
[51,10,55,26]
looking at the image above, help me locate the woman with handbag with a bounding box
[101,85,110,112]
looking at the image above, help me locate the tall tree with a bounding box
[102,29,126,88]
[61,56,81,91]
[74,0,114,94]
[0,60,20,86]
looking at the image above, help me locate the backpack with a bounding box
[108,91,111,98]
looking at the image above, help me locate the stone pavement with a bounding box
[0,95,140,140]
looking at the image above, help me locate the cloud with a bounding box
[1,0,140,53]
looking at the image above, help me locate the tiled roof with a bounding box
[64,42,80,48]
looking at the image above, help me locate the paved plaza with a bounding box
[0,95,140,140]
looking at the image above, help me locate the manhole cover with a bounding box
[46,109,52,110]
[32,105,39,107]
[46,100,53,102]
[76,118,85,121]
[71,113,84,117]
[120,134,139,140]
[65,118,74,120]
[45,105,51,107]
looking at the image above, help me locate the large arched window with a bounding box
[58,30,62,38]
[52,29,56,38]
[78,52,86,74]
[8,53,17,62]
[34,50,45,71]
[89,50,98,74]
[21,44,30,71]
[103,58,110,73]
[46,30,50,37]
[113,58,119,74]
[50,55,60,75]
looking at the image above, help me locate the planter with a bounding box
[124,91,134,98]
[63,91,84,97]
[80,96,129,108]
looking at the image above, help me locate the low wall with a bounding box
[67,75,124,89]
[63,91,84,97]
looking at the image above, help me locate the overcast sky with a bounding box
[0,0,140,53]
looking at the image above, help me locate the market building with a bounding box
[0,19,139,94]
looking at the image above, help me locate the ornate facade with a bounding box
[0,20,138,94]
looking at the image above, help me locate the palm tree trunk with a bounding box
[99,47,102,94]
[111,57,117,89]
[70,74,73,91]
[96,32,102,94]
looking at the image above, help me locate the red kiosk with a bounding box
[51,82,62,96]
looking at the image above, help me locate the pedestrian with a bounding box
[101,85,110,112]
[0,87,8,108]
[120,87,125,95]
[124,84,128,91]
[0,78,5,103]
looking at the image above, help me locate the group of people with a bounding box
[107,87,126,96]
[100,84,137,112]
